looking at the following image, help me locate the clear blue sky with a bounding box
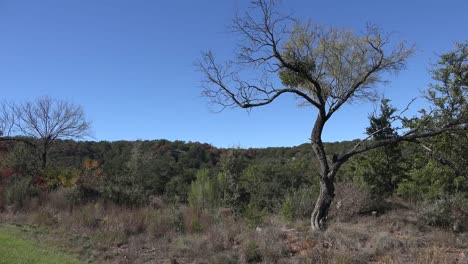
[0,0,466,147]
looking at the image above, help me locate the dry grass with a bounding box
[0,191,467,264]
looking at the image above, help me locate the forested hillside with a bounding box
[1,138,351,207]
[1,133,466,218]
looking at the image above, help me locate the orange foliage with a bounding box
[82,159,99,170]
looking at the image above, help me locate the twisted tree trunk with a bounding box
[311,176,335,230]
[309,112,343,230]
[310,112,335,230]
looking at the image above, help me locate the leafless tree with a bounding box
[0,97,92,169]
[0,102,15,137]
[197,0,465,230]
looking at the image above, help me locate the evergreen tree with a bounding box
[218,150,248,214]
[399,42,468,200]
[352,99,405,197]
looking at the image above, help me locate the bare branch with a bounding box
[13,97,91,142]
[342,97,417,156]
[197,50,321,109]
[338,120,466,163]
[0,96,92,168]
[198,0,414,121]
[413,139,460,171]
[0,101,16,137]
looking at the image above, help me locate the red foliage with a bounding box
[33,175,47,187]
[2,167,13,178]
[243,148,257,158]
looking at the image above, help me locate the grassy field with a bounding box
[0,225,83,264]
[0,197,467,263]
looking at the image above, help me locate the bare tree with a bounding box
[0,102,15,137]
[197,0,466,230]
[0,97,92,169]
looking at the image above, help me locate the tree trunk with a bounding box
[0,182,5,212]
[42,150,47,169]
[39,144,49,205]
[41,143,49,169]
[311,176,335,230]
[310,111,336,231]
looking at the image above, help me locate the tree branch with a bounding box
[338,120,466,163]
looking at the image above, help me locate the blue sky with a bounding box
[0,0,466,147]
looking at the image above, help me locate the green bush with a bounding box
[243,240,262,263]
[243,203,267,227]
[219,150,248,214]
[43,166,81,188]
[164,174,192,203]
[4,144,41,178]
[102,181,147,206]
[398,160,466,202]
[188,169,222,213]
[1,143,41,209]
[63,187,83,205]
[418,194,468,231]
[168,206,185,233]
[73,162,106,203]
[5,175,39,209]
[281,186,318,221]
[349,148,405,199]
[241,160,311,213]
[357,99,405,198]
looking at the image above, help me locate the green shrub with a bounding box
[5,175,39,209]
[4,143,41,178]
[349,148,405,199]
[349,99,406,199]
[281,186,318,221]
[243,203,267,227]
[164,174,191,203]
[188,169,222,213]
[69,161,106,204]
[1,143,41,209]
[418,194,468,231]
[243,240,262,263]
[63,187,84,205]
[397,160,465,202]
[101,179,147,206]
[219,150,248,214]
[240,159,312,214]
[43,166,81,188]
[168,206,185,233]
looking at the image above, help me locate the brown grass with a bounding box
[0,190,467,264]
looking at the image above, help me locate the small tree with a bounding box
[398,42,468,200]
[188,169,222,213]
[198,0,466,230]
[0,96,92,169]
[219,149,248,214]
[351,99,405,197]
